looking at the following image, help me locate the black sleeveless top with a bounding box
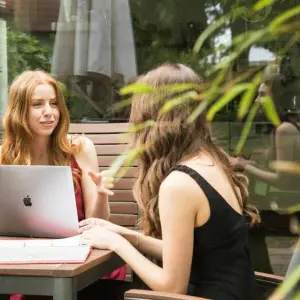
[169,165,257,300]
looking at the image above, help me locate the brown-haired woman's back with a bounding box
[79,63,260,300]
[166,157,257,299]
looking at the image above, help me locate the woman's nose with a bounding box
[43,104,53,116]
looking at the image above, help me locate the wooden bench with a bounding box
[124,272,284,300]
[69,122,138,229]
[69,122,285,290]
[69,122,137,281]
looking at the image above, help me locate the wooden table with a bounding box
[0,249,124,300]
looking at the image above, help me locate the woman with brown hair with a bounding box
[0,70,126,300]
[79,63,260,300]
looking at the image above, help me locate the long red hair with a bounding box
[1,70,81,186]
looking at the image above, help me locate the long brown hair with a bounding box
[129,63,260,238]
[1,70,80,185]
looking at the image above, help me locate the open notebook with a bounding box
[0,235,91,264]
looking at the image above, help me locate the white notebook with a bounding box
[0,235,91,264]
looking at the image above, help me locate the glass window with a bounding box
[1,0,300,278]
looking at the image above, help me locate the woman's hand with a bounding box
[78,218,129,236]
[88,170,115,196]
[229,156,248,171]
[80,225,122,251]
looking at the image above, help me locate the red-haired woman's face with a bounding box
[28,83,60,137]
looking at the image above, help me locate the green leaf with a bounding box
[160,91,198,114]
[113,98,133,111]
[269,161,300,175]
[238,73,262,119]
[293,290,300,300]
[269,6,300,32]
[106,151,130,178]
[187,100,209,123]
[160,83,200,93]
[206,84,252,121]
[119,83,153,96]
[128,120,156,133]
[253,0,277,12]
[107,147,145,178]
[271,266,300,299]
[187,88,222,123]
[261,96,281,126]
[206,30,267,76]
[193,14,231,54]
[234,102,260,154]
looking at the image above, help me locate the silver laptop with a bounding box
[0,165,79,238]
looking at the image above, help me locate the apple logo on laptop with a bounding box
[23,195,32,207]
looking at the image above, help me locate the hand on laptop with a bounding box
[88,170,115,196]
[80,225,121,250]
[78,218,128,236]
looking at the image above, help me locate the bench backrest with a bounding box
[69,123,138,228]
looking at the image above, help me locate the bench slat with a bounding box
[114,178,135,190]
[69,123,129,133]
[110,202,138,214]
[110,190,134,202]
[98,156,138,166]
[110,214,137,226]
[82,134,129,144]
[95,144,128,155]
[99,167,137,178]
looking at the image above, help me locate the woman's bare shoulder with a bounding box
[160,169,203,201]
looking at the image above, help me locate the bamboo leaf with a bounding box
[269,266,300,300]
[269,6,300,32]
[113,97,132,111]
[253,0,277,12]
[187,88,222,123]
[206,30,266,76]
[238,73,262,119]
[160,83,200,93]
[193,14,231,54]
[207,84,252,121]
[269,161,300,175]
[119,83,153,96]
[293,290,300,300]
[160,91,199,114]
[271,202,300,215]
[234,102,260,154]
[128,120,156,133]
[107,147,145,178]
[187,100,209,123]
[261,96,281,126]
[106,151,130,178]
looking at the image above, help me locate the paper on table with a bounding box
[0,235,85,247]
[0,246,91,264]
[0,235,91,264]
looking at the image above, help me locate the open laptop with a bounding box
[0,165,79,238]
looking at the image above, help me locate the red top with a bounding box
[70,156,85,222]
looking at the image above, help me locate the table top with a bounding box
[0,236,119,277]
[0,248,117,277]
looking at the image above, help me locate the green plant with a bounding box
[7,26,51,84]
[109,1,300,298]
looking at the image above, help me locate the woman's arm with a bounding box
[82,172,198,294]
[78,218,163,260]
[122,230,163,260]
[231,123,296,189]
[74,136,110,220]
